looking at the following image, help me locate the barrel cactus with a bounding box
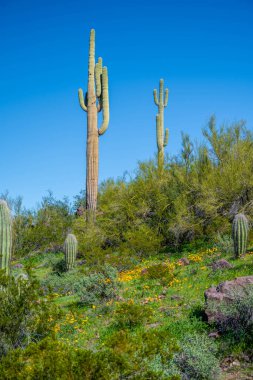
[232,213,249,258]
[0,200,12,275]
[63,233,78,270]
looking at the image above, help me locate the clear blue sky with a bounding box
[0,0,252,208]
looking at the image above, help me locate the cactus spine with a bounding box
[0,200,12,275]
[153,79,169,169]
[78,29,109,222]
[232,213,249,257]
[63,234,78,271]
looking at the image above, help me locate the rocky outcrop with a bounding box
[211,259,233,271]
[204,276,253,323]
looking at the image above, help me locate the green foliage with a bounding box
[144,262,174,285]
[173,333,221,380]
[113,301,153,329]
[63,233,78,271]
[16,192,73,256]
[232,213,249,257]
[0,200,12,275]
[214,233,233,255]
[41,269,82,295]
[123,224,162,257]
[105,328,180,379]
[74,265,119,306]
[0,337,128,380]
[0,272,58,358]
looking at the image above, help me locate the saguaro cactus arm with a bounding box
[153,89,159,106]
[78,88,88,111]
[164,128,169,147]
[164,89,169,107]
[98,67,109,136]
[95,57,103,97]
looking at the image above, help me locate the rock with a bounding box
[147,322,161,329]
[77,260,86,266]
[211,259,233,271]
[208,331,220,339]
[171,294,183,301]
[12,263,23,269]
[177,257,190,266]
[204,275,253,323]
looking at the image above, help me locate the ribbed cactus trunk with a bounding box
[78,29,109,222]
[153,79,169,170]
[63,233,78,271]
[0,200,12,275]
[232,213,249,258]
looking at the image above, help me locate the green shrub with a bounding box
[113,301,153,329]
[105,328,180,379]
[74,265,119,306]
[144,262,174,285]
[0,272,58,358]
[41,270,82,295]
[15,193,73,256]
[123,224,162,257]
[173,333,221,380]
[214,233,233,255]
[0,337,129,380]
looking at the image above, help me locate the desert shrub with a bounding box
[144,262,175,285]
[173,333,221,380]
[16,192,73,256]
[74,265,119,306]
[123,224,163,257]
[103,248,140,271]
[113,301,153,329]
[0,333,181,380]
[0,272,59,358]
[214,287,253,342]
[41,270,82,295]
[105,328,180,379]
[213,234,233,255]
[73,217,106,259]
[0,337,129,380]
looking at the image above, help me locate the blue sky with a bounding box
[0,0,252,208]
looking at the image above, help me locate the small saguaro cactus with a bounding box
[153,79,169,169]
[0,200,12,275]
[78,29,109,222]
[232,213,249,258]
[63,233,78,271]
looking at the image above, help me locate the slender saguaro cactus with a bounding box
[78,29,109,221]
[232,213,249,258]
[0,200,12,275]
[63,233,78,271]
[153,79,169,169]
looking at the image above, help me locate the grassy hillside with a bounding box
[4,244,252,379]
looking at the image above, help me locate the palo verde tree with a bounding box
[153,79,169,170]
[78,29,109,222]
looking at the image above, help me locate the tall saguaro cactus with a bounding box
[232,213,249,258]
[0,200,12,275]
[153,79,169,169]
[78,29,109,221]
[63,233,78,271]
